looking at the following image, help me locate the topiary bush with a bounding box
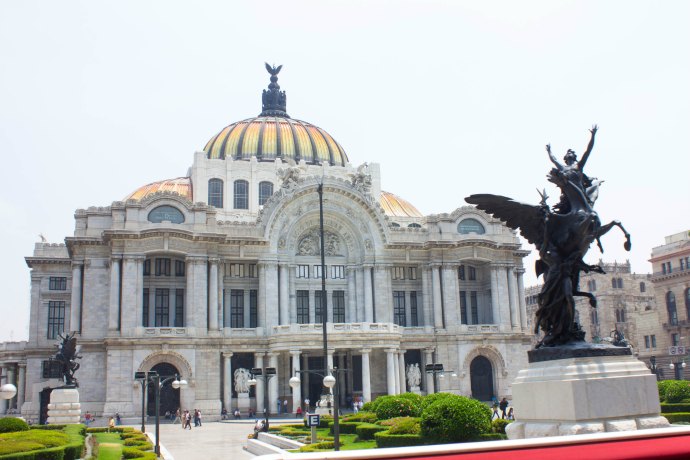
[661,403,690,414]
[341,411,377,423]
[374,430,426,448]
[0,417,30,433]
[419,392,457,413]
[420,394,492,443]
[388,417,421,435]
[328,421,361,434]
[664,412,690,424]
[491,418,511,434]
[661,380,690,403]
[355,423,387,441]
[375,394,422,420]
[361,401,375,412]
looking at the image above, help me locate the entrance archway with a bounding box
[470,356,494,401]
[147,362,181,416]
[39,388,52,425]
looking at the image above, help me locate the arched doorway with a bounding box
[39,388,53,425]
[470,356,494,401]
[147,363,181,416]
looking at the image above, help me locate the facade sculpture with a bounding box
[233,368,251,394]
[406,363,421,389]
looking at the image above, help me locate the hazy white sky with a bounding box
[1,0,688,341]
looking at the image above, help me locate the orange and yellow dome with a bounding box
[379,191,422,218]
[125,177,192,201]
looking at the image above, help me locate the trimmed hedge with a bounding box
[389,417,420,435]
[328,421,361,434]
[299,441,336,452]
[418,392,457,413]
[658,380,690,403]
[341,411,377,424]
[86,427,132,433]
[0,418,29,434]
[0,424,84,460]
[355,423,387,441]
[664,412,690,423]
[491,419,512,434]
[661,403,690,414]
[375,394,422,420]
[374,431,426,448]
[469,433,507,442]
[420,394,492,443]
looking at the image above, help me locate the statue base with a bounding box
[47,388,81,424]
[506,353,668,439]
[410,386,421,395]
[237,393,250,411]
[315,394,334,415]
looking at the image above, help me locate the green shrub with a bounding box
[491,419,512,434]
[328,421,361,434]
[341,411,377,423]
[374,431,426,448]
[419,392,457,413]
[298,441,336,452]
[0,418,29,434]
[0,440,46,456]
[122,446,156,459]
[375,394,422,420]
[32,425,67,431]
[361,401,375,412]
[388,417,420,435]
[420,394,492,443]
[469,433,507,441]
[123,438,149,447]
[664,412,690,423]
[660,380,690,403]
[355,423,387,441]
[660,403,690,413]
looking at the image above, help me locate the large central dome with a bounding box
[204,64,349,166]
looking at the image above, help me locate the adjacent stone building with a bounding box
[0,68,532,422]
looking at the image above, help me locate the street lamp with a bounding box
[669,360,687,380]
[0,372,17,405]
[425,363,456,393]
[248,367,277,431]
[134,372,187,457]
[290,367,347,451]
[649,356,659,381]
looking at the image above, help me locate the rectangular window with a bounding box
[155,258,171,276]
[393,291,406,326]
[247,264,257,278]
[468,266,477,281]
[49,277,67,290]
[393,266,405,280]
[470,291,479,324]
[175,260,185,277]
[249,290,258,327]
[408,267,417,280]
[142,288,150,327]
[231,263,244,278]
[331,265,345,279]
[651,335,657,348]
[42,360,62,379]
[313,265,323,279]
[47,301,65,339]
[644,335,650,349]
[175,289,184,327]
[333,291,345,323]
[681,258,686,271]
[458,265,465,281]
[231,289,244,328]
[144,259,151,276]
[459,290,468,324]
[297,290,310,324]
[410,291,419,327]
[154,288,170,327]
[314,291,324,324]
[297,265,309,278]
[672,333,680,346]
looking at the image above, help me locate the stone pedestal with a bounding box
[506,352,669,439]
[410,386,421,395]
[47,388,81,424]
[315,394,334,415]
[237,393,250,411]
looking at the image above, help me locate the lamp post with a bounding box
[669,360,687,380]
[290,367,347,451]
[424,363,457,393]
[0,372,18,409]
[649,356,659,381]
[248,367,276,431]
[134,371,187,457]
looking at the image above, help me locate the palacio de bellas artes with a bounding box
[0,66,533,423]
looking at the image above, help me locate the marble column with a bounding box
[289,266,297,324]
[347,267,357,322]
[223,352,233,411]
[442,265,459,326]
[218,262,225,328]
[258,264,267,330]
[490,265,501,325]
[424,348,435,394]
[122,256,142,331]
[0,366,6,414]
[337,354,346,405]
[361,349,372,403]
[291,351,301,414]
[355,268,365,323]
[327,351,334,373]
[507,267,519,329]
[517,269,528,330]
[255,353,265,414]
[498,265,511,328]
[398,351,407,394]
[268,353,279,414]
[421,267,433,327]
[431,265,444,328]
[279,264,289,325]
[17,364,26,412]
[386,349,396,395]
[209,259,219,331]
[265,263,279,329]
[6,367,16,410]
[185,257,195,328]
[70,262,83,333]
[363,266,373,322]
[393,351,400,394]
[108,257,121,332]
[194,258,208,330]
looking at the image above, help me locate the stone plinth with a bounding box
[506,353,669,439]
[237,393,250,411]
[47,388,81,424]
[410,386,421,395]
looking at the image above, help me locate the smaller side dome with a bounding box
[379,191,423,218]
[125,177,193,201]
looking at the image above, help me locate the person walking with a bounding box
[283,399,288,415]
[108,416,115,433]
[499,398,509,419]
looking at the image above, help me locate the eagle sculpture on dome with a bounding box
[265,63,282,75]
[465,126,631,349]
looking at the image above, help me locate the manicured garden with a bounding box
[269,392,509,452]
[0,418,85,460]
[658,379,690,423]
[86,427,155,460]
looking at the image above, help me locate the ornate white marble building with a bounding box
[0,68,531,422]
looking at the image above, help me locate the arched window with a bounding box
[391,222,401,228]
[587,279,597,291]
[591,309,599,325]
[148,206,185,224]
[667,291,678,326]
[258,181,274,206]
[208,178,224,208]
[408,223,422,228]
[458,218,485,235]
[617,278,624,289]
[640,282,646,293]
[616,309,626,323]
[234,180,249,209]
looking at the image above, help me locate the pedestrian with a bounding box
[283,399,288,414]
[108,416,115,433]
[507,407,515,420]
[499,398,509,419]
[174,408,181,424]
[304,398,310,412]
[296,406,302,418]
[234,409,241,420]
[197,409,202,426]
[491,400,500,420]
[184,410,192,429]
[84,411,92,426]
[115,413,121,426]
[276,398,281,414]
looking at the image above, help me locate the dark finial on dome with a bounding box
[260,63,290,118]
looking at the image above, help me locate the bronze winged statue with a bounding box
[52,332,82,387]
[466,126,631,348]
